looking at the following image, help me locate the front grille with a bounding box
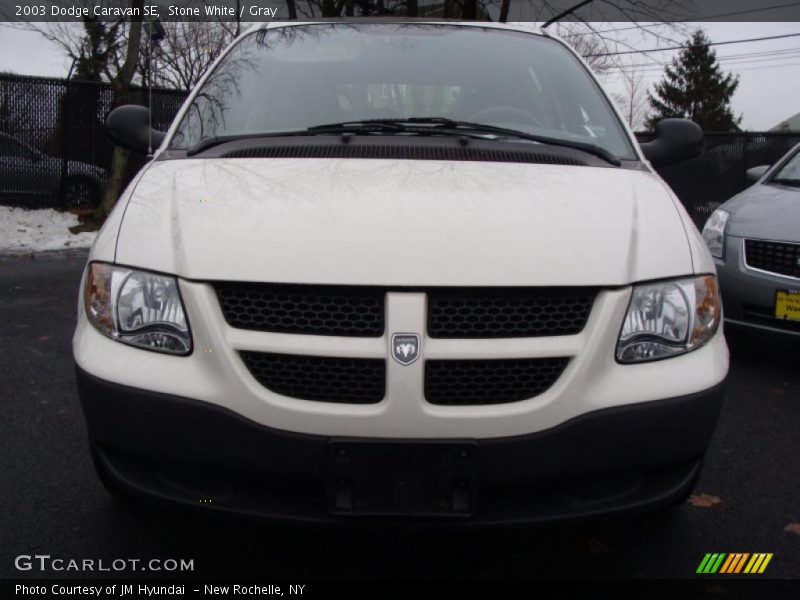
[240,352,385,404]
[425,358,569,405]
[745,239,800,279]
[428,288,596,338]
[215,283,384,337]
[216,284,598,338]
[741,304,800,333]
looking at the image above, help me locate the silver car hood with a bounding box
[723,182,800,242]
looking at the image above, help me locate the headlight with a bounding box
[617,275,721,363]
[84,262,192,355]
[702,209,729,259]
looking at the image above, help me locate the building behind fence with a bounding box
[1,73,799,226]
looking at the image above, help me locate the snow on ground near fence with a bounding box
[0,206,96,253]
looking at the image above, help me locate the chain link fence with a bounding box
[0,73,186,210]
[635,131,800,227]
[1,73,799,223]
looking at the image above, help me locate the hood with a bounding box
[722,182,800,242]
[115,158,692,286]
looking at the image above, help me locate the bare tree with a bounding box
[10,19,127,84]
[7,4,142,221]
[537,0,692,28]
[138,22,237,90]
[553,22,619,74]
[97,0,145,219]
[499,0,511,21]
[612,69,650,131]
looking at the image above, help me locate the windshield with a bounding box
[170,23,636,160]
[772,148,800,183]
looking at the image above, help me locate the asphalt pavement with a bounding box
[1,251,799,580]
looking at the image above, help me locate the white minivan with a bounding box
[74,21,728,523]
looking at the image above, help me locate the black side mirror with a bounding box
[746,165,770,183]
[640,119,704,168]
[106,105,166,154]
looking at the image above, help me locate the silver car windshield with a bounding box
[772,149,800,183]
[170,23,636,160]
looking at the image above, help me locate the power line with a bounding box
[565,23,681,37]
[695,60,800,73]
[607,46,800,71]
[609,47,800,70]
[587,32,800,57]
[594,44,800,80]
[702,46,800,60]
[609,60,800,79]
[564,2,800,36]
[693,1,800,21]
[609,55,800,75]
[606,55,800,77]
[613,56,800,76]
[543,0,595,28]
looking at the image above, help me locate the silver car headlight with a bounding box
[702,209,729,259]
[84,262,192,355]
[617,275,721,363]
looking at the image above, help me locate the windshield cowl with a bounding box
[176,132,625,171]
[187,118,622,166]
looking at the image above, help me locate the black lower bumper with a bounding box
[76,366,725,525]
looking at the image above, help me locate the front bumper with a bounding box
[77,366,725,525]
[717,235,800,337]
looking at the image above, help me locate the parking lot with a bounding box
[1,251,799,580]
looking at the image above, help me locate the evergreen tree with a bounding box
[647,29,741,131]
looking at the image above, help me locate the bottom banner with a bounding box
[4,579,800,600]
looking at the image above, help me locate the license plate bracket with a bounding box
[775,289,800,322]
[328,440,477,517]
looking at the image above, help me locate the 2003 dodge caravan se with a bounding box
[74,21,729,523]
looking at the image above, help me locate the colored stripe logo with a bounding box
[697,553,773,574]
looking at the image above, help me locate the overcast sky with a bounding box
[0,21,798,130]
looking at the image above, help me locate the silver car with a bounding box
[703,143,800,337]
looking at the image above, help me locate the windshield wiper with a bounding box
[306,121,405,133]
[307,118,622,166]
[771,178,800,187]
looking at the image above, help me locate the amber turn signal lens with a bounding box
[692,275,721,345]
[84,262,114,335]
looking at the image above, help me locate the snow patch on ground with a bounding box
[0,206,97,254]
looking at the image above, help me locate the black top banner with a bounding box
[2,0,800,23]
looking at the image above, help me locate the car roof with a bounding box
[243,19,546,38]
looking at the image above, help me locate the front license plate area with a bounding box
[775,290,800,322]
[328,441,477,517]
